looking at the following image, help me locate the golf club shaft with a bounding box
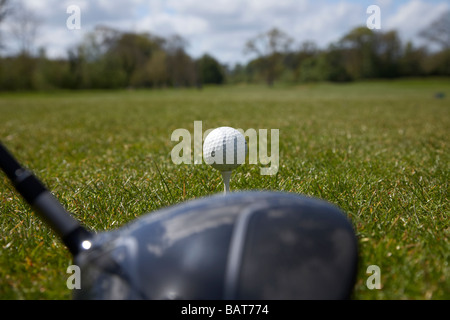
[0,142,92,255]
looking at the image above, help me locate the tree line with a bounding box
[234,10,449,86]
[0,7,448,90]
[0,25,225,90]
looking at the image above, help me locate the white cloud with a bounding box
[287,1,364,45]
[375,0,394,7]
[136,13,208,37]
[384,0,449,44]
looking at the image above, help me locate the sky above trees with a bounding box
[1,0,448,65]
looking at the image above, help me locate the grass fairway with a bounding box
[0,79,449,299]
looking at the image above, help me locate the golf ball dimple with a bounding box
[203,127,247,172]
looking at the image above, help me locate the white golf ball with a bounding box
[203,127,247,172]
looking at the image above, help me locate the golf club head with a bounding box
[74,192,358,300]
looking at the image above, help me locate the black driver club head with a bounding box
[0,142,358,300]
[75,192,358,300]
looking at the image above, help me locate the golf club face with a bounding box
[74,192,358,300]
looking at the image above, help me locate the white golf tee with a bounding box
[221,171,232,194]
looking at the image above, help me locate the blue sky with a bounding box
[3,0,449,65]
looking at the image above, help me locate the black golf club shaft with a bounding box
[0,142,92,255]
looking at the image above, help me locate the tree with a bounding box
[226,63,254,84]
[9,2,42,55]
[419,10,450,50]
[165,34,197,87]
[399,41,427,76]
[145,50,169,87]
[375,30,402,78]
[63,27,129,89]
[245,27,293,86]
[69,28,167,88]
[318,45,352,82]
[287,41,318,82]
[0,54,37,90]
[0,0,11,50]
[339,26,379,79]
[298,56,321,82]
[298,45,351,83]
[108,32,164,86]
[424,49,450,76]
[196,54,224,85]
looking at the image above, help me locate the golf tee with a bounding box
[221,171,232,194]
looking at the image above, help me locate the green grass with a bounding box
[0,78,449,299]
